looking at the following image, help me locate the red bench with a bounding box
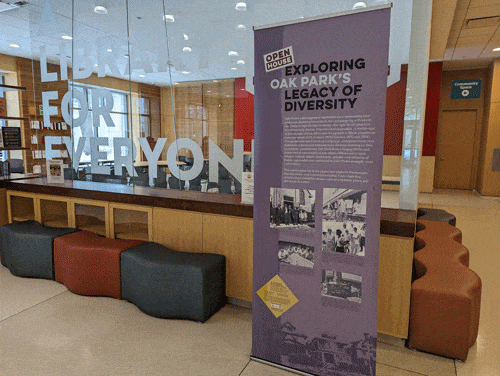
[54,231,143,299]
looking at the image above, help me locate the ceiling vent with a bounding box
[466,16,500,29]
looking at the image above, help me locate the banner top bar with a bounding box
[253,3,392,31]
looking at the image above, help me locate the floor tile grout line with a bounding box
[238,358,251,375]
[376,361,430,376]
[0,289,68,323]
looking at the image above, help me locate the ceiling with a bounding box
[432,0,500,70]
[0,0,499,85]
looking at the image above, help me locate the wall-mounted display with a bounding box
[1,127,22,148]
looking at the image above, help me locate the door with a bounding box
[434,110,477,190]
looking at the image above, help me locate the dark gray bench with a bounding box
[417,208,456,226]
[0,220,80,279]
[121,242,226,322]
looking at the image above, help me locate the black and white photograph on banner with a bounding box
[277,321,376,376]
[278,240,314,269]
[321,270,362,304]
[270,188,315,232]
[322,188,367,256]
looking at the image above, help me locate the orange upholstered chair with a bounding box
[54,231,143,299]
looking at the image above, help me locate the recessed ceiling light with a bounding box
[493,47,500,52]
[94,5,108,14]
[183,47,192,52]
[174,83,180,85]
[237,60,245,65]
[163,14,175,22]
[235,2,247,11]
[236,24,246,30]
[61,35,73,40]
[139,74,145,77]
[182,71,190,74]
[228,51,239,56]
[226,95,231,97]
[353,2,367,9]
[207,90,212,93]
[9,43,20,48]
[95,64,98,67]
[231,67,238,70]
[107,48,112,52]
[213,80,218,82]
[183,34,189,40]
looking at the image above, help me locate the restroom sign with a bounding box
[451,79,482,99]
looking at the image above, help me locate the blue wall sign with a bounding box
[451,79,482,99]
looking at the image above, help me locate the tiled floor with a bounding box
[1,189,498,375]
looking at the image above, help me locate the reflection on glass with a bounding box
[0,0,428,203]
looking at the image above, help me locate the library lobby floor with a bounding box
[1,189,499,376]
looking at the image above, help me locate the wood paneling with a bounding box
[477,59,500,196]
[70,198,110,238]
[6,178,253,218]
[435,110,478,189]
[153,207,203,253]
[38,194,71,228]
[110,203,153,241]
[6,190,38,223]
[0,188,7,226]
[1,184,416,332]
[162,80,235,158]
[377,234,415,339]
[16,57,71,174]
[203,214,253,302]
[439,68,490,192]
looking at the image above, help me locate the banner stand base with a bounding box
[250,356,317,376]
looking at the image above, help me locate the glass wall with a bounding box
[0,0,431,208]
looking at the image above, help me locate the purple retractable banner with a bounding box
[252,6,391,376]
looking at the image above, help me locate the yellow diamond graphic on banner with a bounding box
[257,275,298,318]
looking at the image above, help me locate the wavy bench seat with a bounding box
[409,220,482,361]
[1,221,226,323]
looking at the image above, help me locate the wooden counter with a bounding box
[3,178,414,236]
[4,178,252,218]
[3,178,416,338]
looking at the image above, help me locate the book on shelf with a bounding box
[0,98,6,117]
[33,165,41,174]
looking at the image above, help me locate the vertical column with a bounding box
[399,0,433,210]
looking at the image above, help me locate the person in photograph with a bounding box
[322,231,327,251]
[335,229,346,253]
[339,197,347,221]
[325,228,335,252]
[351,226,361,255]
[269,202,276,225]
[333,200,340,220]
[278,247,289,262]
[353,198,360,214]
[340,222,350,253]
[360,224,366,254]
[277,204,283,226]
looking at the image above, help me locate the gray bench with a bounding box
[417,208,456,226]
[0,220,80,280]
[121,242,226,322]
